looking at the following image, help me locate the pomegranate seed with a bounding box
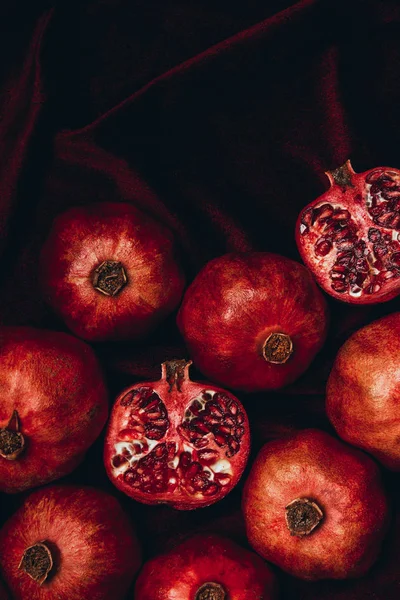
[214,473,231,486]
[192,475,208,490]
[145,426,164,440]
[235,426,245,437]
[112,455,129,468]
[120,393,134,407]
[198,449,219,465]
[236,412,245,424]
[208,404,223,418]
[203,483,219,496]
[315,204,334,221]
[315,238,332,256]
[179,452,192,468]
[228,401,238,415]
[331,280,347,293]
[333,209,350,221]
[217,425,232,435]
[214,433,227,447]
[193,437,209,448]
[186,462,202,478]
[191,419,210,434]
[391,253,400,267]
[188,400,202,416]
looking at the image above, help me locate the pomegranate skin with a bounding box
[104,360,250,510]
[0,327,108,493]
[296,160,400,304]
[242,429,389,580]
[40,202,185,341]
[326,313,400,470]
[0,485,141,600]
[177,252,329,392]
[134,533,277,600]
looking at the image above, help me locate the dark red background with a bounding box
[1,0,400,598]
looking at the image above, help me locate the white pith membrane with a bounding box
[299,169,400,297]
[111,386,245,499]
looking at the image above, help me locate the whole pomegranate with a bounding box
[242,429,388,580]
[40,202,185,341]
[326,312,400,470]
[177,252,329,392]
[104,360,250,509]
[0,327,108,493]
[134,533,277,600]
[0,485,141,600]
[296,160,400,303]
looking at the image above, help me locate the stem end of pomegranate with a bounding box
[161,359,193,392]
[262,333,293,364]
[19,542,54,585]
[92,260,128,296]
[195,582,227,600]
[325,159,355,188]
[0,410,25,460]
[285,498,324,537]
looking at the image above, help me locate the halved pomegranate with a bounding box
[104,360,250,510]
[296,160,400,303]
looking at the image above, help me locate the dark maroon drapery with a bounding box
[1,1,400,598]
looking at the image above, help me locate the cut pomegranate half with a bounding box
[296,160,400,303]
[104,360,250,510]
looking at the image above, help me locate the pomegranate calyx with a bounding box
[92,260,127,296]
[285,498,323,537]
[0,410,25,460]
[326,159,355,189]
[195,581,227,600]
[19,541,54,585]
[162,359,192,392]
[262,332,293,364]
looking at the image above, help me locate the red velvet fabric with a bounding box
[1,1,400,598]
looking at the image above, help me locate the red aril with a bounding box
[326,312,400,470]
[177,252,329,392]
[0,327,108,493]
[296,160,400,303]
[40,202,185,341]
[134,533,277,600]
[242,429,389,580]
[0,485,141,600]
[104,360,250,510]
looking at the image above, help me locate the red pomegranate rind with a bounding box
[177,252,329,392]
[0,485,141,600]
[326,312,400,470]
[0,327,108,494]
[40,202,185,341]
[296,160,400,304]
[242,429,388,581]
[134,533,277,600]
[104,361,250,510]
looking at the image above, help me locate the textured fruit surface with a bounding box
[242,429,388,580]
[134,533,277,600]
[40,202,185,341]
[177,252,329,392]
[0,485,141,600]
[104,360,250,509]
[296,160,400,304]
[0,327,108,493]
[327,312,400,469]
